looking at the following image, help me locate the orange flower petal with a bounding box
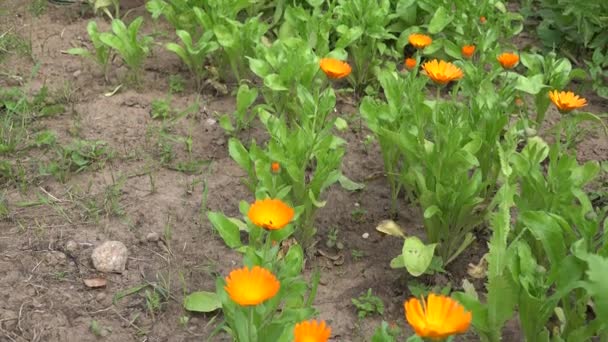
[320,58,351,79]
[409,34,433,49]
[461,45,476,59]
[404,294,472,339]
[404,58,417,71]
[271,162,280,173]
[549,90,587,113]
[497,52,519,69]
[224,266,280,306]
[294,320,331,342]
[422,59,464,85]
[248,198,295,230]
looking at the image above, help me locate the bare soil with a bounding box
[1,2,606,342]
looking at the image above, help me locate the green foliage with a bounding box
[532,0,608,97]
[219,84,259,133]
[67,21,112,80]
[193,2,268,82]
[333,0,397,92]
[98,17,153,83]
[351,288,384,319]
[248,37,319,123]
[146,0,205,34]
[150,98,172,119]
[166,30,219,90]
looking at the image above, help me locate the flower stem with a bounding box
[248,306,255,342]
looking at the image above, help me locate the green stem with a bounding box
[248,306,255,342]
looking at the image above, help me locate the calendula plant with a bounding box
[279,1,336,57]
[248,37,320,124]
[146,0,204,35]
[88,0,119,19]
[218,84,259,133]
[333,0,397,93]
[190,198,326,341]
[228,86,361,247]
[362,66,510,267]
[165,30,219,90]
[193,1,267,82]
[67,21,111,81]
[456,125,608,342]
[98,17,153,83]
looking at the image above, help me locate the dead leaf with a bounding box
[84,278,107,288]
[467,254,488,279]
[376,220,406,238]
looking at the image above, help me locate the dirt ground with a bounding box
[1,2,606,342]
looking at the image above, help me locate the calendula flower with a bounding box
[422,59,464,85]
[480,16,487,24]
[549,90,587,113]
[409,34,433,49]
[404,293,472,340]
[294,320,331,342]
[224,266,280,306]
[271,162,280,173]
[319,58,351,79]
[404,58,417,71]
[461,45,476,59]
[497,52,519,69]
[248,198,294,230]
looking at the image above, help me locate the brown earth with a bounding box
[0,1,606,342]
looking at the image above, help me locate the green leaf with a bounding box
[334,117,348,131]
[515,74,547,94]
[338,173,365,191]
[65,48,91,57]
[207,212,242,249]
[183,291,221,313]
[228,138,251,173]
[308,190,326,208]
[401,237,436,277]
[264,74,288,91]
[428,7,453,34]
[423,205,442,219]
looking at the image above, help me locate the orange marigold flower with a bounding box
[404,293,472,340]
[248,198,294,230]
[271,162,280,173]
[497,52,519,69]
[461,45,476,59]
[224,266,280,306]
[409,33,433,49]
[480,16,487,24]
[294,320,331,342]
[319,58,351,79]
[404,58,417,71]
[549,90,587,113]
[422,59,464,85]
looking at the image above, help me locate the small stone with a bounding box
[362,232,370,239]
[205,118,216,126]
[354,202,360,207]
[146,232,160,242]
[91,241,128,273]
[72,70,82,78]
[65,240,78,254]
[95,292,107,302]
[84,277,107,288]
